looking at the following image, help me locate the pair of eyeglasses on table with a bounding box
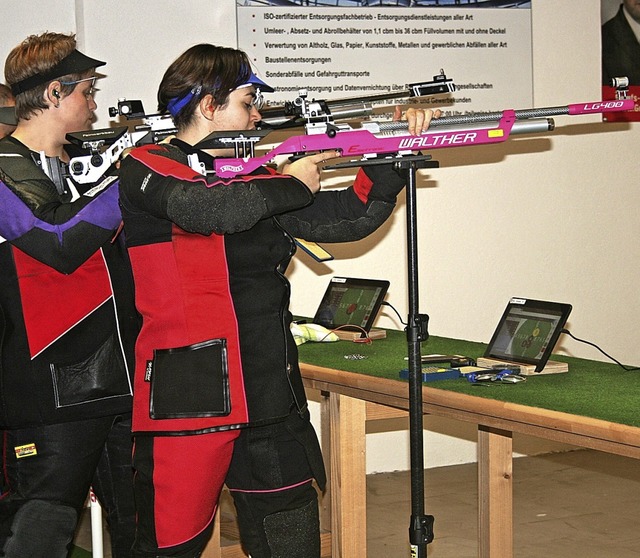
[466,369,526,385]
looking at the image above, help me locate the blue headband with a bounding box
[166,70,274,118]
[167,85,202,118]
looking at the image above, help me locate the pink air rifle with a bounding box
[209,97,633,178]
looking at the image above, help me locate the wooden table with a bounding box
[300,361,640,558]
[204,333,640,557]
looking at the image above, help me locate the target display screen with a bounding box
[313,277,390,333]
[484,298,572,372]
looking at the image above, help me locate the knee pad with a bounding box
[263,499,320,558]
[3,499,77,558]
[232,481,319,556]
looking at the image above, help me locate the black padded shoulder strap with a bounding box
[0,136,59,208]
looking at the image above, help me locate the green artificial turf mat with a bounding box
[298,328,640,427]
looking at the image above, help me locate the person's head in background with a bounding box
[4,32,104,153]
[624,0,640,24]
[0,83,16,138]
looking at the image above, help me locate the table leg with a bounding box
[329,392,367,558]
[201,507,222,558]
[478,425,513,558]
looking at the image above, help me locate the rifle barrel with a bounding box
[376,118,554,136]
[376,106,570,132]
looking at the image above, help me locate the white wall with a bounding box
[2,0,637,473]
[80,1,239,128]
[1,0,76,63]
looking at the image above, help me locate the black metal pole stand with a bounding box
[397,155,438,558]
[327,153,439,555]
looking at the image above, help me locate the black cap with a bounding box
[11,49,106,96]
[0,106,17,126]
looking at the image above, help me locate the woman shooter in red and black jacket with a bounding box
[119,43,438,558]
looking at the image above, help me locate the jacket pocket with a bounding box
[50,331,132,408]
[149,338,230,419]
